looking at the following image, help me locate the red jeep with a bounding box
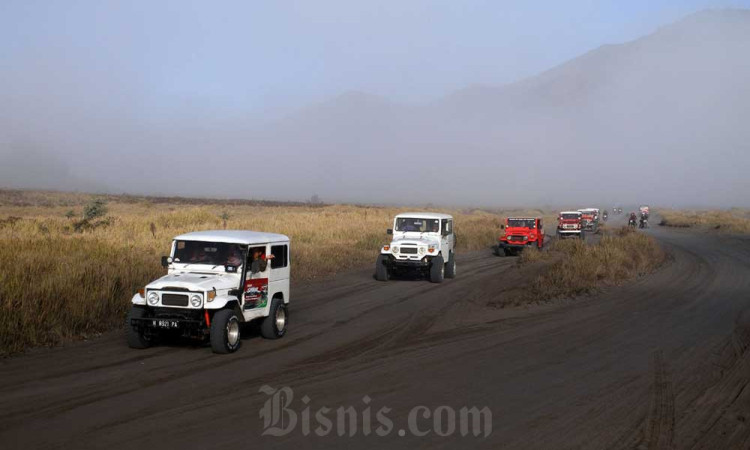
[495,217,545,256]
[557,211,585,240]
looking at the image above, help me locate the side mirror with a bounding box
[161,256,171,268]
[386,229,393,235]
[500,224,505,230]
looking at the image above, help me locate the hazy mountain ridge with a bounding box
[2,9,749,206]
[240,9,749,206]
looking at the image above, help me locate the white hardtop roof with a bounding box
[173,230,289,245]
[560,211,583,215]
[395,212,453,220]
[507,217,540,220]
[578,208,599,212]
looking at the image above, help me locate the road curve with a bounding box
[1,226,750,449]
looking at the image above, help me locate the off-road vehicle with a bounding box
[578,208,600,233]
[557,211,586,240]
[375,212,456,283]
[495,217,545,256]
[127,230,290,354]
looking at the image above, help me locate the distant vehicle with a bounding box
[628,213,638,228]
[556,211,585,240]
[375,212,456,283]
[127,230,290,354]
[578,208,601,233]
[613,207,623,215]
[602,210,609,222]
[495,217,546,256]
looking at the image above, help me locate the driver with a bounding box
[225,245,243,266]
[190,247,208,263]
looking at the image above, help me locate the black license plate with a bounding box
[152,319,179,329]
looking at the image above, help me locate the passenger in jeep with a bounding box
[249,247,274,275]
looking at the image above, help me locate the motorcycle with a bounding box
[639,217,648,229]
[628,217,637,228]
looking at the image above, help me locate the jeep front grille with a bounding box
[508,235,526,242]
[162,293,189,307]
[400,247,418,254]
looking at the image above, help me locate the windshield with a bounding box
[508,219,536,228]
[173,241,246,267]
[561,214,580,220]
[395,218,439,233]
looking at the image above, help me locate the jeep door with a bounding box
[268,242,290,305]
[441,219,455,255]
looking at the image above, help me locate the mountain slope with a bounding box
[244,9,750,206]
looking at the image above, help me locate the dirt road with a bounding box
[1,226,750,449]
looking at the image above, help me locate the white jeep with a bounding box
[127,230,290,354]
[375,212,456,283]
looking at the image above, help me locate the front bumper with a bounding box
[130,307,207,336]
[384,254,433,267]
[498,240,534,249]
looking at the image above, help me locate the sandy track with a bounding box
[1,226,749,449]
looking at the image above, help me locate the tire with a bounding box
[375,254,390,281]
[126,306,151,349]
[580,231,586,241]
[429,255,445,283]
[445,252,456,279]
[503,248,512,256]
[210,309,242,354]
[261,298,288,339]
[493,246,502,256]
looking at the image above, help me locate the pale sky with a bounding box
[1,1,749,206]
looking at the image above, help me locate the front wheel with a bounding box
[261,298,288,339]
[210,309,242,354]
[126,306,151,349]
[375,254,390,281]
[445,252,456,279]
[429,255,445,283]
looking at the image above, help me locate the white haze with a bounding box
[1,8,749,208]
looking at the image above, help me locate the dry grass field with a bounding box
[0,190,669,355]
[1,189,558,355]
[658,208,750,234]
[521,227,666,301]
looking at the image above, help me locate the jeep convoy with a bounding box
[128,204,651,354]
[495,217,545,256]
[127,230,290,354]
[375,212,456,283]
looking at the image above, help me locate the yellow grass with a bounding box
[1,190,561,355]
[658,209,750,234]
[529,228,666,299]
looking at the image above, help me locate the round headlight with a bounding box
[147,292,159,306]
[392,246,399,254]
[190,294,202,308]
[418,247,425,255]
